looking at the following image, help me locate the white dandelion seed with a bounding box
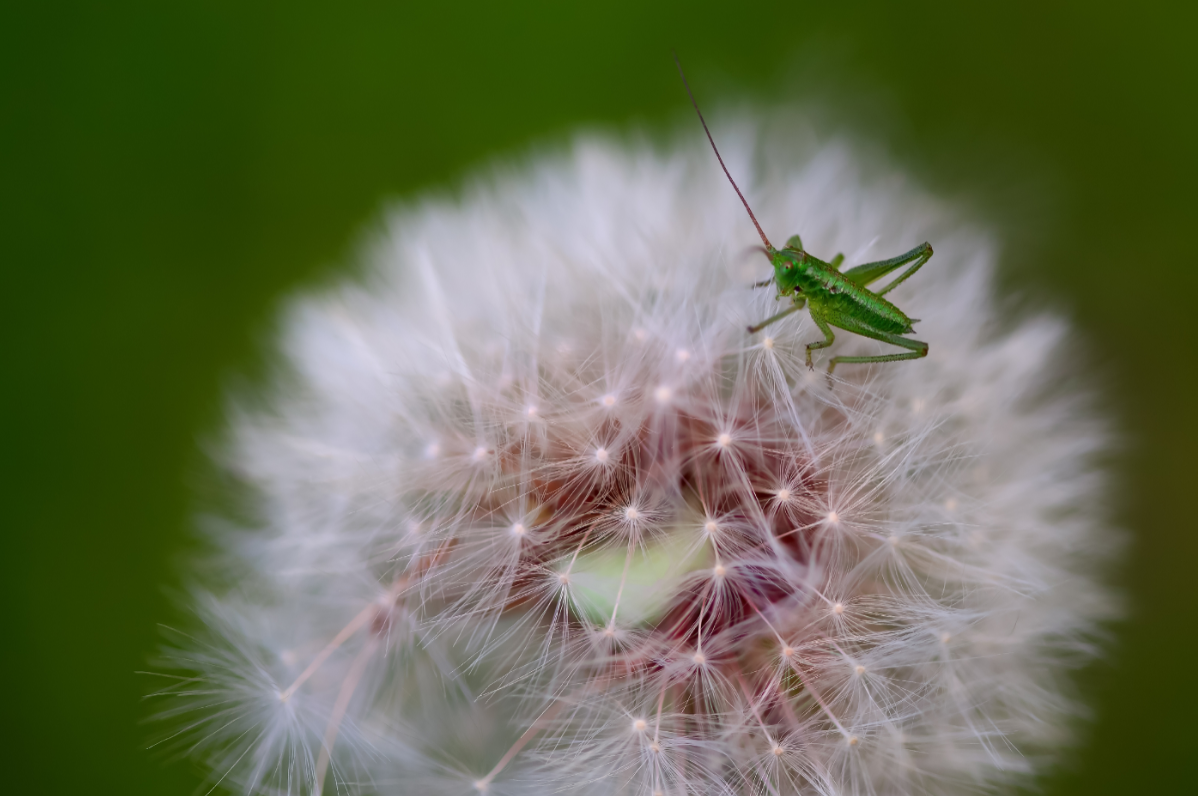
[154,111,1120,796]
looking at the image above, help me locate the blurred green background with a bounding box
[3,2,1195,793]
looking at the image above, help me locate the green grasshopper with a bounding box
[676,59,933,375]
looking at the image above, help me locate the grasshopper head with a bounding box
[771,238,807,294]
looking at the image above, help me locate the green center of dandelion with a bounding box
[563,532,714,627]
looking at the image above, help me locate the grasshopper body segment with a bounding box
[752,239,933,373]
[769,245,916,336]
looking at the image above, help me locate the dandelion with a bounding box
[152,111,1120,795]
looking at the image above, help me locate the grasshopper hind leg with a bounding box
[824,318,928,375]
[801,310,929,375]
[828,339,927,375]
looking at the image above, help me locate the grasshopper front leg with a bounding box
[804,310,835,369]
[747,296,806,334]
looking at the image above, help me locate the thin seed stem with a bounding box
[279,603,377,703]
[607,534,637,629]
[476,701,564,789]
[788,663,849,738]
[749,601,790,649]
[563,526,594,577]
[653,685,667,743]
[281,553,440,703]
[696,581,710,651]
[313,637,378,795]
[735,671,776,744]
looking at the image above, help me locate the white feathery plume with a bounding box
[152,110,1120,796]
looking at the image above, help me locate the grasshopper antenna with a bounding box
[673,52,773,251]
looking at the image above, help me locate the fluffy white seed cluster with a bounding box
[157,113,1119,796]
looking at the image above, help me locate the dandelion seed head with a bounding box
[159,113,1121,796]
